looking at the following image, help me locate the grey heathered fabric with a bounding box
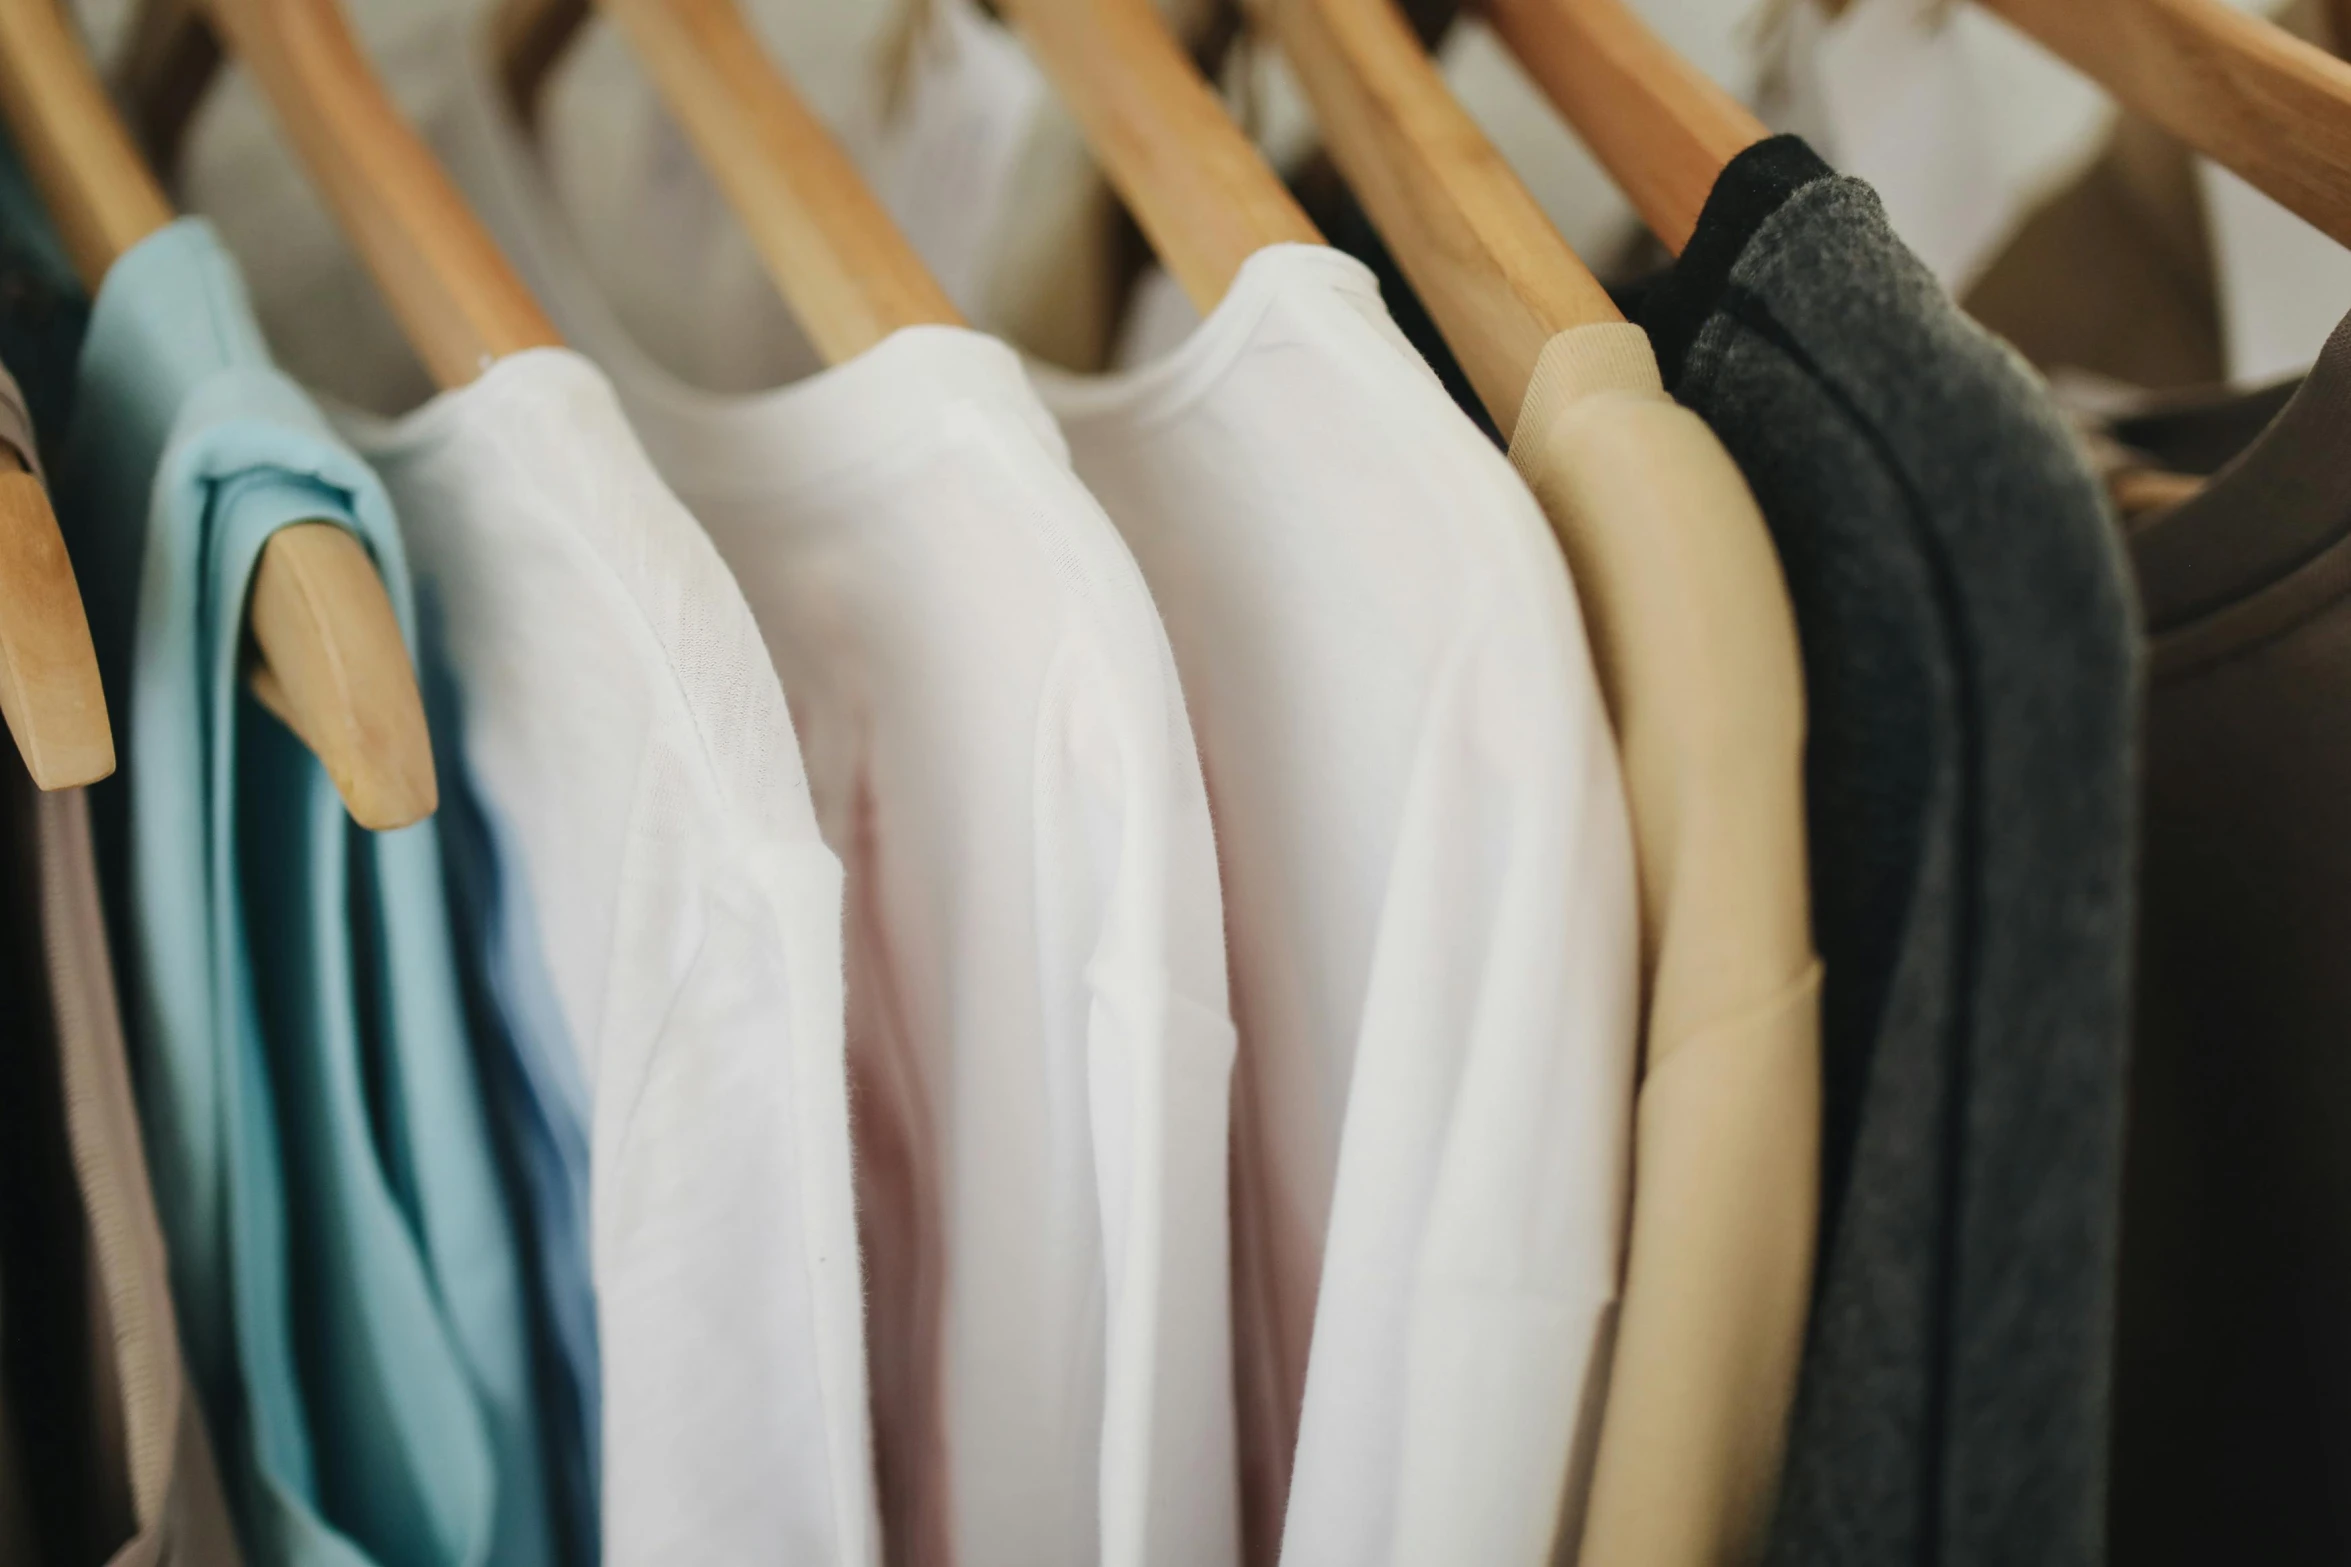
[2097,313,2351,1563]
[1636,137,2140,1567]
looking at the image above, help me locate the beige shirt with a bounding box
[47,782,245,1567]
[1509,325,1822,1567]
[0,355,242,1567]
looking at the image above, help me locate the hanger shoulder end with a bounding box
[248,521,437,832]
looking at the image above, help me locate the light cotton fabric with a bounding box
[333,349,874,1567]
[1032,244,1641,1567]
[1509,324,1821,1567]
[51,219,552,1567]
[407,31,1243,1566]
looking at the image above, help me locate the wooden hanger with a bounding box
[0,447,110,789]
[0,6,118,792]
[112,0,619,829]
[1247,0,1623,429]
[482,0,961,365]
[123,0,562,387]
[1970,0,2351,252]
[1481,0,1766,254]
[990,0,1323,314]
[1779,0,2351,252]
[0,0,446,820]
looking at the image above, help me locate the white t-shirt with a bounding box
[338,348,875,1567]
[390,28,1242,1567]
[1036,245,1642,1567]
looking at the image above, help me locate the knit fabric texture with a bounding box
[1639,136,2140,1567]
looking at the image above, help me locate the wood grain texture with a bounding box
[998,0,1322,312]
[0,464,111,789]
[124,0,562,384]
[248,523,437,829]
[2,0,439,820]
[582,0,962,361]
[1482,0,1765,254]
[1260,0,1622,432]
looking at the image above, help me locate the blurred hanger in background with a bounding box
[0,0,123,793]
[1481,0,1765,254]
[123,0,561,387]
[1488,0,2351,256]
[988,0,1325,312]
[1242,0,1623,428]
[486,0,962,366]
[0,0,446,820]
[996,0,1619,433]
[110,0,602,830]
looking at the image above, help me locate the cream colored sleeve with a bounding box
[1512,325,1823,1567]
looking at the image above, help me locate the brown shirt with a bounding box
[1511,324,1821,1567]
[2105,310,2351,1562]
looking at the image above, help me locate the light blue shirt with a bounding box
[53,217,555,1567]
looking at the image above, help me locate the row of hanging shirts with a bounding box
[0,0,2341,1567]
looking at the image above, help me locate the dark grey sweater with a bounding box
[1637,137,2140,1567]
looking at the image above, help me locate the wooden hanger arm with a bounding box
[1976,0,2351,250]
[1813,0,2351,252]
[0,0,439,819]
[1480,0,1765,254]
[997,0,1322,313]
[0,457,112,789]
[489,0,587,126]
[1256,0,1621,429]
[585,0,963,360]
[124,0,563,384]
[0,0,175,288]
[247,522,436,830]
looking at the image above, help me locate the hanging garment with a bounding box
[1027,243,1640,1567]
[1627,136,2140,1567]
[2072,311,2351,1563]
[535,12,1645,1556]
[1507,324,1821,1567]
[1961,109,2225,395]
[389,32,1244,1565]
[0,763,248,1567]
[0,1303,26,1567]
[49,217,553,1567]
[0,360,118,1567]
[425,653,600,1567]
[0,350,244,1567]
[178,55,888,1567]
[334,351,873,1567]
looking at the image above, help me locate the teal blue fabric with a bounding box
[51,217,554,1567]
